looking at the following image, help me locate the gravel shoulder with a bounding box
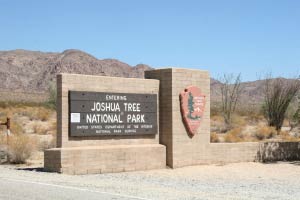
[0,162,300,200]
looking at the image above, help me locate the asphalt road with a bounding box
[0,178,146,200]
[0,162,300,200]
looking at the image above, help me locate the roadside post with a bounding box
[0,117,11,162]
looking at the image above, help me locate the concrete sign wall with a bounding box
[44,74,165,174]
[44,68,265,175]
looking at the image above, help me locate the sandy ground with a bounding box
[0,162,300,200]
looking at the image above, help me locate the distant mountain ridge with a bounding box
[0,49,293,105]
[0,49,151,93]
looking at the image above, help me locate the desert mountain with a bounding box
[0,49,294,105]
[0,49,151,93]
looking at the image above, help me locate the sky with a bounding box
[1,0,300,81]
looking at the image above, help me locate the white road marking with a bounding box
[0,177,151,200]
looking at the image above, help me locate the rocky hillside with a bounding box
[0,49,296,105]
[211,79,266,106]
[0,49,151,93]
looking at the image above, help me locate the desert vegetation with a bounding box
[211,104,300,143]
[0,101,56,164]
[219,73,243,130]
[211,74,300,143]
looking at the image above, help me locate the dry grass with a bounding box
[0,134,7,146]
[0,104,56,164]
[27,107,52,121]
[10,121,23,134]
[211,115,223,122]
[0,119,23,135]
[38,137,56,151]
[32,123,49,135]
[49,121,57,133]
[255,125,277,140]
[282,119,290,127]
[0,104,54,122]
[224,127,244,143]
[38,120,57,150]
[210,104,300,142]
[232,115,247,127]
[37,109,52,121]
[210,132,220,143]
[279,131,300,142]
[245,114,265,125]
[210,103,221,117]
[7,134,37,164]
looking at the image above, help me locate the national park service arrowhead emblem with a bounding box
[180,86,206,137]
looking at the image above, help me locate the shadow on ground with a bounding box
[16,167,45,172]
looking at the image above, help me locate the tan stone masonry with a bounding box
[145,68,259,168]
[45,68,299,174]
[44,74,166,174]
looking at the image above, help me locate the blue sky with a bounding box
[1,0,300,80]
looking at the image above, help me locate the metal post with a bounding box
[0,118,10,162]
[7,117,10,162]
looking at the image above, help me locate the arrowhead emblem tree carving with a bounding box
[180,86,206,137]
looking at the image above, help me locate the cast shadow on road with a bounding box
[259,161,300,166]
[16,167,45,172]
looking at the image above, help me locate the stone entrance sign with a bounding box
[69,91,157,136]
[44,68,276,175]
[44,74,166,175]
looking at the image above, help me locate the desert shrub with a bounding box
[32,123,49,135]
[49,121,57,133]
[286,97,300,130]
[8,134,36,164]
[219,74,243,129]
[211,115,228,133]
[47,81,57,109]
[0,134,6,146]
[236,104,264,123]
[280,130,290,139]
[247,114,265,124]
[263,77,300,130]
[10,121,23,134]
[236,104,260,116]
[38,137,56,151]
[211,103,221,117]
[211,115,223,122]
[37,108,52,121]
[27,107,52,121]
[232,115,247,128]
[279,131,300,142]
[224,127,243,143]
[255,126,277,140]
[38,121,57,150]
[210,132,220,143]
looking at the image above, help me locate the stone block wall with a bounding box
[146,68,211,168]
[45,144,165,175]
[145,69,174,166]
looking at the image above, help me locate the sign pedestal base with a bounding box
[44,144,166,174]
